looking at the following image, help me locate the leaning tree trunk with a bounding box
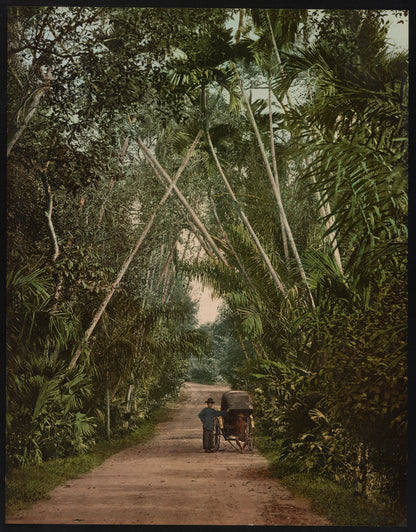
[209,195,257,293]
[268,77,289,263]
[67,131,202,370]
[234,64,315,310]
[7,67,53,158]
[137,136,229,268]
[206,130,287,297]
[265,11,343,277]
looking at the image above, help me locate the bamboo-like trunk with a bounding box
[206,131,286,297]
[153,240,177,293]
[161,261,175,304]
[306,154,344,274]
[238,334,250,362]
[234,8,245,43]
[137,136,229,268]
[268,77,289,262]
[210,195,257,293]
[234,65,315,310]
[265,11,294,109]
[7,68,52,158]
[251,341,263,360]
[44,180,60,262]
[183,211,216,259]
[68,132,202,370]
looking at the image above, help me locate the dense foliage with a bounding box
[7,6,407,519]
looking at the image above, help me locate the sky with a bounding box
[191,281,222,325]
[386,17,408,49]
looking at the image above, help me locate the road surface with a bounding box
[6,382,330,525]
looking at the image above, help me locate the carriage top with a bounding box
[220,390,254,413]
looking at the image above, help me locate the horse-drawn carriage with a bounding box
[213,390,255,451]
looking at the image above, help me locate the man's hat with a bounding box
[205,398,215,404]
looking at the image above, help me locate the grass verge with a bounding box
[256,434,406,526]
[5,402,179,517]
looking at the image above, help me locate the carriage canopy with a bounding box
[221,390,254,412]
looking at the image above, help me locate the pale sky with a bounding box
[191,281,222,325]
[387,16,408,49]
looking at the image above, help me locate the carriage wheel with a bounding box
[213,418,221,451]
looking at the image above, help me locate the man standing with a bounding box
[198,397,226,453]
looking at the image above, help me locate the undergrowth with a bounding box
[5,403,176,517]
[256,434,406,526]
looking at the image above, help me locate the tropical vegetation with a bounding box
[7,6,407,524]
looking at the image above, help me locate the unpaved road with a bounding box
[6,382,330,525]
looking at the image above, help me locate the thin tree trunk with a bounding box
[206,131,286,297]
[68,132,202,370]
[210,195,257,293]
[44,179,60,262]
[258,341,269,359]
[163,269,177,304]
[154,240,177,293]
[7,68,53,157]
[161,262,175,304]
[234,8,245,43]
[111,375,123,399]
[183,211,216,259]
[265,11,294,109]
[106,383,111,440]
[304,69,343,274]
[251,341,263,360]
[238,334,250,362]
[137,136,229,268]
[306,154,344,274]
[234,65,315,310]
[180,231,192,262]
[268,77,289,262]
[126,384,134,412]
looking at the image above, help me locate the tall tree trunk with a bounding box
[137,135,229,268]
[268,77,289,262]
[266,11,343,276]
[304,69,344,274]
[112,375,123,399]
[206,130,286,297]
[210,195,257,293]
[7,68,53,157]
[68,132,202,369]
[183,211,216,259]
[153,240,177,293]
[234,64,315,310]
[265,10,294,108]
[234,8,245,43]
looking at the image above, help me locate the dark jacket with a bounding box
[198,407,226,430]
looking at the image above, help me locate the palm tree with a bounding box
[274,11,407,298]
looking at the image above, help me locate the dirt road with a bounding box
[6,382,330,525]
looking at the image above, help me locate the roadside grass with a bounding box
[5,402,179,517]
[256,435,406,526]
